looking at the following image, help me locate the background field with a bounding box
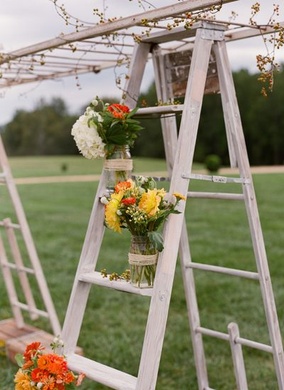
[0,156,283,389]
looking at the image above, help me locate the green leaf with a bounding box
[105,124,127,145]
[15,353,24,367]
[148,231,164,252]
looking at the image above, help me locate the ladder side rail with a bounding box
[3,218,38,320]
[213,42,237,168]
[0,235,25,328]
[180,221,209,389]
[228,322,249,390]
[136,27,213,390]
[122,42,152,109]
[214,39,284,387]
[62,176,107,355]
[0,137,61,335]
[152,38,210,390]
[153,43,209,388]
[152,44,178,175]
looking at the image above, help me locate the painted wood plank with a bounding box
[79,271,152,297]
[67,354,137,390]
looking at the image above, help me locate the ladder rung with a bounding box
[187,262,259,280]
[0,220,21,229]
[0,261,35,274]
[67,353,137,390]
[135,104,184,116]
[187,191,244,200]
[183,172,251,185]
[11,300,49,318]
[196,327,273,353]
[132,174,170,182]
[79,271,153,297]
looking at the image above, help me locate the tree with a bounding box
[2,98,78,156]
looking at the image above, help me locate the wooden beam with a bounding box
[0,0,236,64]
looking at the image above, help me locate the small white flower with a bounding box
[91,98,98,106]
[117,210,122,216]
[37,382,43,389]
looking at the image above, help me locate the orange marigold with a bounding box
[107,103,130,119]
[115,180,132,193]
[23,341,43,361]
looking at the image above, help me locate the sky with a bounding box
[0,0,284,126]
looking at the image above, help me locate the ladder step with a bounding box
[187,262,259,280]
[67,353,137,390]
[11,300,49,318]
[135,104,184,116]
[187,191,244,200]
[196,327,273,353]
[183,172,251,185]
[0,220,21,229]
[0,261,35,274]
[79,271,153,297]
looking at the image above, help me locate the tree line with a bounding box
[2,68,284,166]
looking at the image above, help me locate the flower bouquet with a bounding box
[101,176,186,288]
[71,97,143,191]
[14,338,85,390]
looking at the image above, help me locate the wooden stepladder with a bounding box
[0,137,61,336]
[61,22,284,389]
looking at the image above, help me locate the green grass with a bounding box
[0,157,283,389]
[6,155,170,178]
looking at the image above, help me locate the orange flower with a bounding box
[15,341,85,389]
[107,103,130,119]
[122,197,136,206]
[115,180,132,193]
[23,341,43,361]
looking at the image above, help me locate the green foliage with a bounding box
[204,154,222,173]
[2,98,78,156]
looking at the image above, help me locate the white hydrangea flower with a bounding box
[71,112,105,159]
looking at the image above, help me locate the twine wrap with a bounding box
[128,252,158,266]
[104,158,133,171]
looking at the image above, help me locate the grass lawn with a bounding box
[0,156,283,389]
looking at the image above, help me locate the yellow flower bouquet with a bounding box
[101,176,185,287]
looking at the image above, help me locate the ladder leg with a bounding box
[136,28,213,390]
[4,218,38,320]
[0,236,25,328]
[123,42,152,108]
[61,177,106,354]
[179,221,209,389]
[228,322,248,390]
[0,137,61,335]
[214,39,284,388]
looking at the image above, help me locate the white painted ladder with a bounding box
[0,136,61,336]
[61,22,284,389]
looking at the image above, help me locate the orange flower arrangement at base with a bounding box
[14,338,85,390]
